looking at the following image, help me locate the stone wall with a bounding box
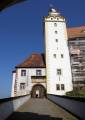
[0,95,30,120]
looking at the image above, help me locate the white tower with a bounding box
[44,8,73,95]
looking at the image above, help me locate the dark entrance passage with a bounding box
[31,84,46,98]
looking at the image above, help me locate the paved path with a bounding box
[7,98,78,120]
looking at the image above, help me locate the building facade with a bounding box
[11,54,46,97]
[68,27,85,89]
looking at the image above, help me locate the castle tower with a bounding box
[44,8,73,95]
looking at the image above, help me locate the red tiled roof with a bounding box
[16,53,46,68]
[67,26,85,39]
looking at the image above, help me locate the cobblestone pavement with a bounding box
[7,98,79,120]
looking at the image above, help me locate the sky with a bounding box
[0,0,85,99]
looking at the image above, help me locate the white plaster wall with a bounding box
[11,72,16,97]
[28,68,46,76]
[44,11,73,95]
[16,68,28,96]
[12,68,46,96]
[27,68,46,92]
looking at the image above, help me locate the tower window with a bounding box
[54,23,57,27]
[55,39,58,42]
[55,31,57,34]
[57,18,59,20]
[56,84,60,90]
[61,54,64,58]
[36,70,42,76]
[21,70,26,76]
[61,84,65,90]
[53,54,56,58]
[20,83,25,90]
[57,69,62,75]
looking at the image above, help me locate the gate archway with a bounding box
[31,84,46,98]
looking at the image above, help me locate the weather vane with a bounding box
[49,4,54,8]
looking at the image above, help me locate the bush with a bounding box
[66,91,84,97]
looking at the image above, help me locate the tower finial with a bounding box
[48,6,60,16]
[49,4,57,13]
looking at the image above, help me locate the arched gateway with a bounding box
[31,84,46,98]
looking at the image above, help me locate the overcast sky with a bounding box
[0,0,85,98]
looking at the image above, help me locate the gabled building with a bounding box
[11,53,46,97]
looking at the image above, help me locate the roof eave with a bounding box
[15,66,46,69]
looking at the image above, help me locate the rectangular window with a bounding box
[61,54,63,58]
[55,30,57,34]
[20,83,25,90]
[56,84,60,90]
[36,70,42,76]
[53,54,56,58]
[55,39,58,42]
[21,70,26,76]
[54,23,57,27]
[57,69,62,75]
[61,84,65,90]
